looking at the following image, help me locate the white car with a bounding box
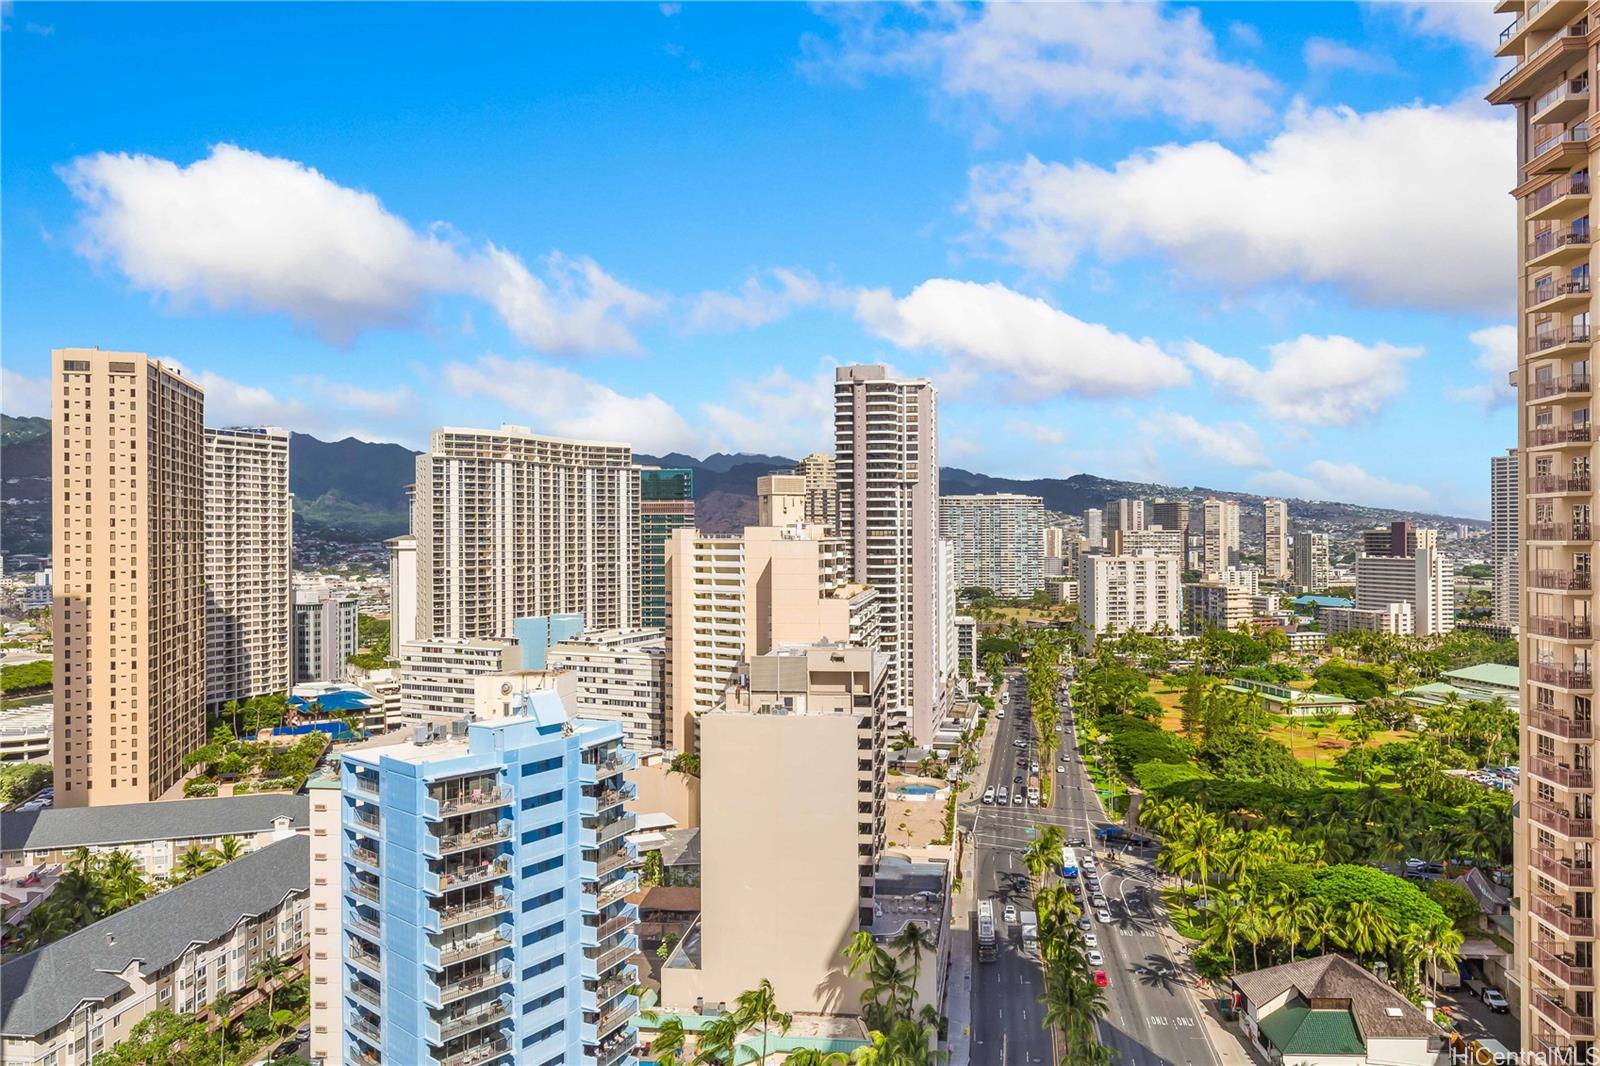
[1081,855,1096,871]
[1003,903,1018,924]
[997,787,1009,803]
[1030,761,1040,773]
[982,787,995,805]
[1057,764,1067,774]
[1092,894,1108,909]
[1083,933,1098,948]
[996,709,1006,719]
[1087,950,1104,966]
[1012,793,1024,806]
[1096,909,1113,924]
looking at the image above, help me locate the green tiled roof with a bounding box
[1258,1005,1365,1056]
[1441,663,1519,690]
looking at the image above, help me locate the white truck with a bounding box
[1021,911,1039,955]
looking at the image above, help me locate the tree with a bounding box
[252,956,291,1032]
[891,922,939,991]
[1202,899,1249,972]
[213,835,246,864]
[175,844,220,884]
[734,978,791,1065]
[668,752,701,779]
[99,850,150,911]
[1022,825,1065,887]
[645,1014,687,1065]
[693,1013,743,1065]
[1342,899,1398,960]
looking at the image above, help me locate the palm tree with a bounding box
[1202,899,1249,973]
[18,903,73,950]
[1022,825,1065,887]
[693,1013,743,1065]
[252,956,290,1030]
[1407,916,1465,994]
[175,844,219,883]
[99,850,149,911]
[1343,900,1398,960]
[644,1013,687,1065]
[891,922,939,991]
[213,835,246,864]
[66,847,99,878]
[733,978,791,1065]
[51,871,105,929]
[785,1052,848,1066]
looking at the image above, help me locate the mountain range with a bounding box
[0,415,1485,561]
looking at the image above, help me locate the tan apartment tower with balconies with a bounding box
[1490,8,1599,1053]
[1263,498,1290,581]
[793,452,838,530]
[52,349,206,807]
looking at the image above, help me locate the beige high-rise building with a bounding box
[1263,498,1290,581]
[835,365,946,745]
[662,522,876,750]
[1291,530,1332,593]
[661,642,888,1013]
[1077,553,1181,634]
[793,452,838,530]
[547,627,666,750]
[1354,548,1456,637]
[1150,498,1189,537]
[204,426,293,709]
[52,348,206,807]
[1491,450,1522,627]
[1492,21,1600,1046]
[1185,580,1252,633]
[412,425,639,641]
[387,533,417,652]
[1105,497,1146,537]
[1201,498,1241,577]
[756,472,808,526]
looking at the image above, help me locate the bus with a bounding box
[1061,847,1079,879]
[977,900,998,962]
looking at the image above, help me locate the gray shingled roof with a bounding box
[1231,954,1441,1042]
[0,794,309,853]
[0,835,309,1037]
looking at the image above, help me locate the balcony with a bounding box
[351,1015,382,1046]
[1535,943,1597,986]
[439,1036,510,1066]
[438,999,509,1043]
[1534,846,1596,887]
[1532,801,1596,840]
[1530,568,1593,590]
[1532,275,1594,313]
[348,912,382,940]
[348,945,382,976]
[596,1033,637,1066]
[1530,755,1596,788]
[1529,426,1593,449]
[1529,519,1595,539]
[586,912,635,945]
[1530,709,1595,739]
[591,968,639,1008]
[349,981,382,1010]
[1530,371,1593,398]
[1535,76,1593,124]
[437,858,511,894]
[584,874,639,911]
[439,969,511,1006]
[583,784,634,815]
[592,999,637,1040]
[350,808,381,834]
[1530,223,1593,267]
[436,895,511,929]
[439,930,511,968]
[594,847,632,879]
[1494,24,1591,107]
[1534,890,1598,938]
[1530,662,1595,689]
[586,812,637,847]
[1530,123,1595,175]
[1528,615,1594,639]
[349,880,380,905]
[349,844,380,871]
[352,774,379,798]
[586,938,637,976]
[434,786,512,818]
[1530,472,1593,494]
[436,823,513,856]
[1530,172,1593,221]
[1533,991,1597,1036]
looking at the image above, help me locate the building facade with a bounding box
[638,468,695,630]
[1109,527,1185,561]
[1490,19,1600,1051]
[389,534,418,653]
[333,695,640,1066]
[1185,581,1253,634]
[398,637,517,724]
[204,426,293,709]
[1104,497,1146,536]
[834,365,945,745]
[793,452,838,530]
[1263,498,1290,581]
[1291,530,1333,593]
[548,629,667,750]
[1150,498,1189,537]
[294,587,360,684]
[1491,449,1522,627]
[52,349,206,807]
[1354,548,1456,637]
[1082,508,1104,550]
[1077,553,1181,634]
[937,493,1046,597]
[413,425,639,641]
[1201,498,1241,577]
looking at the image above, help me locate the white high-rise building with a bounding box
[1105,498,1146,536]
[1077,553,1181,634]
[1491,449,1520,627]
[936,538,958,687]
[204,426,293,709]
[1201,498,1242,576]
[1083,508,1104,550]
[1110,527,1184,561]
[938,493,1046,597]
[387,534,417,652]
[1043,526,1067,560]
[547,628,666,750]
[1292,530,1332,593]
[1263,498,1290,581]
[1355,547,1455,636]
[835,365,945,745]
[412,425,639,641]
[293,587,359,684]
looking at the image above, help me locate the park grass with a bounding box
[1161,886,1206,940]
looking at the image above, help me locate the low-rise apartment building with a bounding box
[1185,581,1253,633]
[398,637,517,724]
[548,628,667,750]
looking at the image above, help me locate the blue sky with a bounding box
[3,2,1515,517]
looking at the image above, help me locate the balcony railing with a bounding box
[1532,802,1596,840]
[1530,662,1595,689]
[1530,473,1592,493]
[1528,426,1593,447]
[349,982,382,1010]
[1535,124,1594,159]
[1530,709,1595,739]
[350,880,380,904]
[348,946,382,974]
[351,1016,382,1045]
[1534,847,1596,887]
[350,844,380,869]
[1530,172,1593,213]
[1530,569,1593,590]
[1502,0,1557,45]
[591,967,638,1007]
[440,931,511,968]
[438,1000,509,1043]
[435,786,512,817]
[589,812,637,846]
[593,1000,636,1039]
[352,775,379,798]
[436,895,510,929]
[1534,991,1597,1036]
[1530,372,1592,396]
[587,913,634,944]
[1530,755,1596,788]
[439,858,511,893]
[587,940,636,975]
[1532,276,1593,307]
[439,1036,511,1066]
[436,823,512,854]
[594,847,631,879]
[1503,25,1592,86]
[1531,225,1593,261]
[349,913,382,940]
[584,874,639,911]
[1528,615,1594,639]
[439,969,511,1006]
[596,1034,637,1066]
[1535,76,1591,117]
[351,809,381,833]
[1534,943,1597,986]
[585,786,632,813]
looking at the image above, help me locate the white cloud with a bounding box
[854,279,1191,399]
[1379,1,1501,49]
[805,2,1275,135]
[943,436,982,461]
[1449,324,1517,407]
[686,269,838,333]
[966,102,1513,311]
[1,369,50,417]
[1184,334,1423,426]
[295,375,416,417]
[699,366,835,457]
[1303,38,1393,74]
[60,144,658,352]
[1251,459,1432,509]
[443,354,698,454]
[1142,410,1268,467]
[1005,418,1066,447]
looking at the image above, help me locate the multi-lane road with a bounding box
[966,669,1222,1066]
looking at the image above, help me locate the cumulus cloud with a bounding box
[1,369,50,417]
[1251,459,1432,509]
[1449,324,1517,408]
[699,366,835,457]
[966,102,1512,311]
[686,269,841,333]
[1378,1,1502,49]
[806,2,1275,135]
[59,144,659,351]
[1184,334,1423,426]
[1141,410,1268,467]
[854,279,1190,399]
[443,354,698,454]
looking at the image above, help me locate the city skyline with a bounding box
[3,2,1515,517]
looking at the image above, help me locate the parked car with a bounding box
[982,787,995,805]
[1004,903,1018,924]
[1481,987,1509,1013]
[1087,950,1104,966]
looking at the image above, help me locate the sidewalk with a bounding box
[943,697,1001,1066]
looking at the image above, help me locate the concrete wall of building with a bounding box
[628,751,701,828]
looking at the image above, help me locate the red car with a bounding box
[1094,971,1109,987]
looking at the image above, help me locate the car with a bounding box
[982,787,995,805]
[1081,855,1096,871]
[1481,988,1510,1013]
[996,709,1006,719]
[1092,894,1108,909]
[1093,970,1109,987]
[1012,793,1024,806]
[1077,916,1092,930]
[1067,838,1086,847]
[1003,903,1018,924]
[1013,738,1027,748]
[1096,909,1112,924]
[1083,933,1098,947]
[1014,775,1023,783]
[1057,764,1067,773]
[1030,761,1040,773]
[295,1024,311,1043]
[1087,950,1104,966]
[270,1042,299,1061]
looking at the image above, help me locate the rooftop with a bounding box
[1231,955,1442,1045]
[0,836,310,1037]
[1441,663,1520,690]
[1,794,309,854]
[869,854,949,941]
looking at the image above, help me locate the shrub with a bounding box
[184,778,219,798]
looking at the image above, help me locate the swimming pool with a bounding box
[897,784,939,796]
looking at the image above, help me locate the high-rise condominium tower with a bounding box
[1104,497,1146,536]
[412,425,639,640]
[1150,498,1189,536]
[1291,530,1332,594]
[1263,498,1290,580]
[1083,507,1104,549]
[637,467,695,629]
[793,452,838,530]
[1201,498,1241,577]
[53,349,206,807]
[834,365,944,744]
[1490,21,1599,1052]
[204,426,293,708]
[1491,449,1522,627]
[938,493,1046,597]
